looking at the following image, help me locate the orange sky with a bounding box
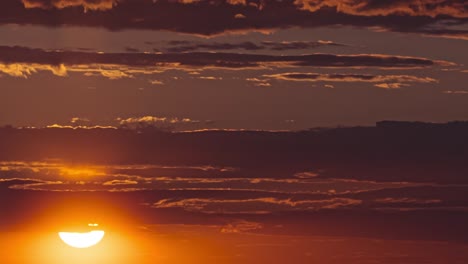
[0,1,468,263]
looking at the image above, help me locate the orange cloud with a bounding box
[0,63,67,78]
[117,116,199,125]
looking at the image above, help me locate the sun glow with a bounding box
[58,230,105,248]
[59,167,105,177]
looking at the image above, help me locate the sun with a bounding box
[58,225,105,248]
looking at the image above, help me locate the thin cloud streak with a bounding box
[263,72,438,87]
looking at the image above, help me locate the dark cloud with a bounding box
[0,46,444,78]
[164,40,346,52]
[261,40,347,50]
[0,0,465,36]
[166,41,263,52]
[20,0,468,19]
[1,121,468,184]
[294,0,468,18]
[21,0,117,10]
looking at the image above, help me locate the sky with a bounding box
[1,0,468,263]
[0,0,467,130]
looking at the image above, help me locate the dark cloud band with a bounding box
[0,46,442,78]
[0,0,465,37]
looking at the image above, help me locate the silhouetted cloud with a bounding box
[166,41,263,52]
[21,0,117,10]
[164,40,347,52]
[294,0,468,18]
[0,0,464,37]
[261,40,347,50]
[0,46,447,79]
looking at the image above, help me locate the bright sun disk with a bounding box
[58,230,105,248]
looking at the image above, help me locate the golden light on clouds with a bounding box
[59,166,106,177]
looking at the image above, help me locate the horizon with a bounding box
[3,119,468,132]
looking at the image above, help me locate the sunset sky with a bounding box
[0,0,467,130]
[1,0,468,263]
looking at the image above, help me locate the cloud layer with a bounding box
[0,0,464,37]
[0,46,446,82]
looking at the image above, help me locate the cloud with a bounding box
[443,90,468,94]
[294,172,320,178]
[1,159,426,195]
[246,77,272,87]
[220,220,263,233]
[234,13,246,19]
[374,83,410,89]
[102,179,138,185]
[152,197,362,213]
[70,117,90,124]
[46,124,117,129]
[374,197,442,205]
[0,46,446,79]
[0,0,465,37]
[0,63,160,80]
[19,0,468,19]
[166,41,263,52]
[115,116,216,131]
[117,116,200,126]
[261,40,347,50]
[198,76,222,80]
[21,0,117,11]
[294,0,468,18]
[149,79,164,85]
[164,40,346,52]
[263,72,437,87]
[0,63,67,78]
[2,122,468,187]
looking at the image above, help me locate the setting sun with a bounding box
[58,230,105,249]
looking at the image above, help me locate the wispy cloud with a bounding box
[164,40,347,52]
[263,72,437,87]
[21,0,117,11]
[152,197,362,213]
